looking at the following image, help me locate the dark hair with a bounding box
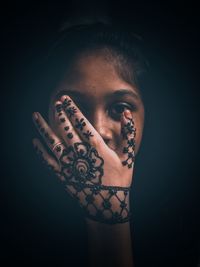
[43,16,149,96]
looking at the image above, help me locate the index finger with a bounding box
[60,95,104,147]
[32,112,66,159]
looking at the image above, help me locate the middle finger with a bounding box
[54,101,82,146]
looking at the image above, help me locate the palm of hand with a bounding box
[33,95,136,224]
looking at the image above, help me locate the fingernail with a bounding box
[33,112,39,120]
[60,95,68,102]
[124,110,132,119]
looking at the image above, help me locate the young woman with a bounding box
[32,17,148,267]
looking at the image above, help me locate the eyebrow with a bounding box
[55,90,88,101]
[108,89,139,100]
[54,88,140,101]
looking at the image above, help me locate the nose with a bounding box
[91,111,113,145]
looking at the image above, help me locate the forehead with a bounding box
[51,52,140,100]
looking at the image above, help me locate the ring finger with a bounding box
[32,112,66,159]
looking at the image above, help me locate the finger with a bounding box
[32,112,66,159]
[54,101,82,145]
[120,110,136,169]
[60,95,103,146]
[32,138,65,182]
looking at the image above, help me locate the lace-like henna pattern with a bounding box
[64,181,131,224]
[56,141,131,224]
[52,100,132,223]
[121,118,136,168]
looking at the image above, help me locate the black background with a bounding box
[1,1,200,266]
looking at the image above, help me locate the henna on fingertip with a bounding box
[60,95,96,143]
[33,112,56,145]
[121,111,136,169]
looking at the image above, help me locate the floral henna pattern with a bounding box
[55,145,62,153]
[34,98,132,224]
[62,99,77,118]
[56,141,131,224]
[62,98,71,108]
[75,118,86,131]
[83,130,94,140]
[59,142,104,184]
[121,118,136,168]
[65,106,77,117]
[34,140,131,223]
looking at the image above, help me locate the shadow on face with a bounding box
[49,52,145,155]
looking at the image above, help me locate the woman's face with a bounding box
[49,52,145,155]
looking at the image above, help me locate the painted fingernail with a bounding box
[33,112,39,120]
[124,110,132,120]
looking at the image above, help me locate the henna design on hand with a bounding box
[64,181,131,224]
[65,106,77,117]
[67,133,73,139]
[62,98,72,108]
[55,145,62,153]
[34,98,132,224]
[62,99,77,118]
[55,104,64,117]
[75,118,86,131]
[59,142,104,184]
[121,118,136,168]
[60,117,66,123]
[35,118,55,145]
[64,126,70,131]
[54,141,131,224]
[83,130,94,140]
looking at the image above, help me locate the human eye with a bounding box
[109,102,136,120]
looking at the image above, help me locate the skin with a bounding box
[33,50,145,267]
[48,52,145,157]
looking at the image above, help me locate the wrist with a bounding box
[65,181,131,224]
[81,183,131,224]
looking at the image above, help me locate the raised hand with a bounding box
[33,95,136,224]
